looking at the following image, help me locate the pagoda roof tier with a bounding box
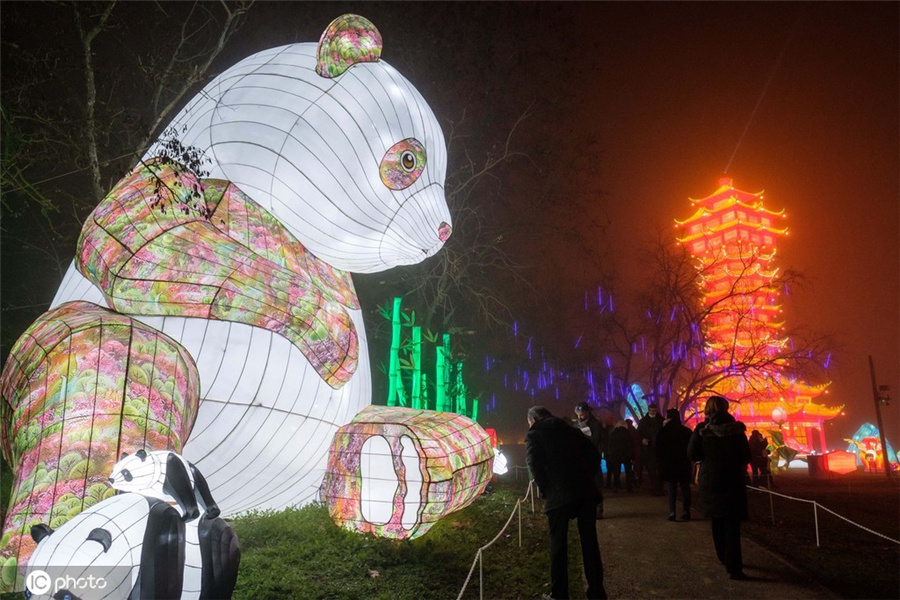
[785,379,832,396]
[749,400,843,422]
[798,401,844,419]
[703,321,787,334]
[675,197,786,223]
[677,218,789,243]
[722,264,781,279]
[682,177,782,212]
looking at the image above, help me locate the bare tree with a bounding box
[626,232,832,418]
[1,1,251,356]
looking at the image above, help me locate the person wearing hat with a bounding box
[574,402,607,519]
[688,395,752,580]
[655,408,693,521]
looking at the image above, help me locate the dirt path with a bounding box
[596,488,839,599]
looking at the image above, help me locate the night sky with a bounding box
[2,2,898,447]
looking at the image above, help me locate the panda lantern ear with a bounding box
[316,14,382,78]
[135,449,148,461]
[31,523,53,544]
[120,452,129,460]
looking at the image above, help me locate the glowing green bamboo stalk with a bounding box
[411,326,422,409]
[388,297,402,407]
[455,361,466,416]
[471,399,478,422]
[436,333,449,412]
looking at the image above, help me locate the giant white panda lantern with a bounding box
[1,13,472,592]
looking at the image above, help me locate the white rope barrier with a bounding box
[814,502,900,544]
[747,485,900,546]
[455,479,535,600]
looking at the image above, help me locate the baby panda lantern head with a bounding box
[109,449,198,519]
[171,13,452,273]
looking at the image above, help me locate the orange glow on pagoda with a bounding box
[675,177,841,452]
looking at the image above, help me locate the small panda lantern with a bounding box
[25,450,239,600]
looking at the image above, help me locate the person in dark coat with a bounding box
[748,430,772,488]
[655,408,693,521]
[605,420,634,492]
[687,396,752,580]
[574,402,606,519]
[526,406,607,600]
[625,418,641,485]
[637,404,665,494]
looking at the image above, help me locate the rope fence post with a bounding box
[813,502,820,547]
[769,489,775,525]
[518,499,522,548]
[478,549,483,600]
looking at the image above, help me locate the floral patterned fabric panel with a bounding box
[0,301,199,584]
[76,160,358,388]
[204,179,358,309]
[322,405,493,540]
[315,13,382,78]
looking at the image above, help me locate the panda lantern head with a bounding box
[167,13,452,274]
[109,449,194,509]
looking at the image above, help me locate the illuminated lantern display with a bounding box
[3,12,451,593]
[675,178,841,450]
[484,427,499,448]
[46,12,451,519]
[823,450,859,475]
[26,450,239,600]
[846,423,897,471]
[321,406,494,540]
[0,302,199,591]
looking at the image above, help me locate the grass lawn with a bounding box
[231,478,552,600]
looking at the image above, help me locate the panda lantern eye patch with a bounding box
[379,138,426,190]
[87,527,113,552]
[122,469,133,482]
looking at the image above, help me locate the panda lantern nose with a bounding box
[421,222,453,254]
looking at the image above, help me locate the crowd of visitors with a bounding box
[525,396,760,598]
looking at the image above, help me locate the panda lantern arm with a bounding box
[163,453,200,522]
[189,462,220,519]
[138,499,187,600]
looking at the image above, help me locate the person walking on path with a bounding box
[526,405,608,600]
[606,421,634,493]
[749,429,773,488]
[655,408,693,521]
[625,418,641,486]
[688,396,752,580]
[574,402,607,519]
[637,404,665,495]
